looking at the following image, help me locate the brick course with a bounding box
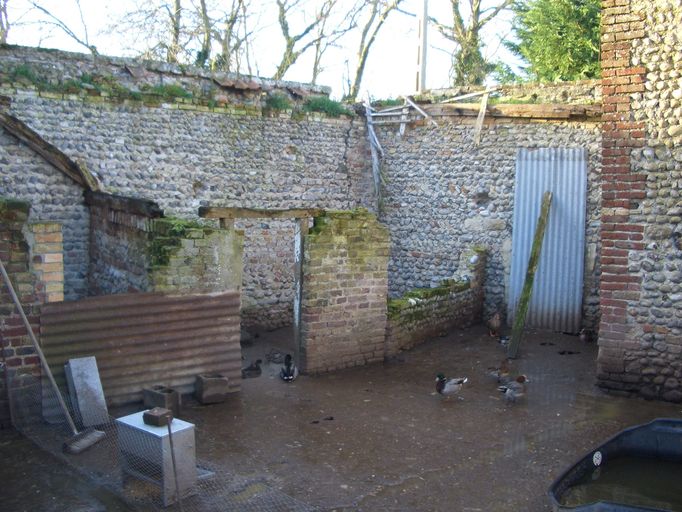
[596,0,682,402]
[0,198,64,427]
[385,248,486,355]
[300,210,390,373]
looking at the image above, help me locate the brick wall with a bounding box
[386,248,486,355]
[597,0,682,402]
[150,218,243,294]
[300,210,390,373]
[0,198,64,427]
[87,191,243,296]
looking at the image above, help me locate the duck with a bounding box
[241,359,262,379]
[436,373,467,397]
[498,375,529,403]
[487,311,502,337]
[279,354,299,382]
[487,358,511,384]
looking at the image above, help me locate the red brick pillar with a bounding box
[597,0,646,385]
[0,199,64,427]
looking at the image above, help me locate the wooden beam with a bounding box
[429,103,601,120]
[199,207,325,219]
[0,112,91,188]
[472,92,489,146]
[440,87,500,104]
[405,96,438,127]
[507,191,553,359]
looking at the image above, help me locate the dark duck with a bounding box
[487,358,511,384]
[498,375,529,403]
[436,373,467,397]
[241,359,262,379]
[279,354,299,382]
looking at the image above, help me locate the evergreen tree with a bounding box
[508,0,600,82]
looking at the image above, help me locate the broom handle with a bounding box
[0,257,79,435]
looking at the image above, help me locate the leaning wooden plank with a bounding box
[399,107,408,137]
[507,191,553,359]
[365,99,384,205]
[0,112,88,188]
[440,87,499,104]
[473,92,489,146]
[405,97,438,127]
[374,104,409,114]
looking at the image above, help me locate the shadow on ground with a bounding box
[2,325,681,511]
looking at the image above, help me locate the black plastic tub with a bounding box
[548,418,682,512]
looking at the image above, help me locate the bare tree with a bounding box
[211,0,253,73]
[112,1,190,63]
[345,0,404,101]
[27,0,98,55]
[195,0,211,66]
[310,1,362,85]
[167,0,182,63]
[431,0,512,86]
[273,0,345,81]
[0,0,9,44]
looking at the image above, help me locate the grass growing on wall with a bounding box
[143,84,193,100]
[303,96,353,118]
[265,93,292,111]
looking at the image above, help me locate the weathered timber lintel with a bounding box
[372,102,601,121]
[85,190,164,218]
[199,207,325,219]
[0,112,100,190]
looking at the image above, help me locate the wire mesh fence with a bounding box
[6,368,317,512]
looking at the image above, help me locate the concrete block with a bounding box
[194,374,229,404]
[116,411,196,506]
[64,356,109,427]
[143,385,181,416]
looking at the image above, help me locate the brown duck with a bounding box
[487,311,502,337]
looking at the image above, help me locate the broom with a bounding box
[0,257,105,454]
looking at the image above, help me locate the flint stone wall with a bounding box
[597,0,682,402]
[1,88,370,329]
[377,118,602,330]
[0,130,88,299]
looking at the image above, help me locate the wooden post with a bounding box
[293,218,307,371]
[507,191,553,358]
[416,0,428,93]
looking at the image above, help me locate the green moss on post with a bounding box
[508,191,553,359]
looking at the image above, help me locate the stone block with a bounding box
[64,356,109,427]
[194,373,230,404]
[143,385,181,416]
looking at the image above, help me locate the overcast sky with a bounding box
[6,0,518,99]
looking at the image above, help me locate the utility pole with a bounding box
[415,0,428,93]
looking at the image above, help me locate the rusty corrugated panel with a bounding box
[508,148,587,333]
[40,291,241,406]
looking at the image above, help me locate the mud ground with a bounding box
[2,325,681,511]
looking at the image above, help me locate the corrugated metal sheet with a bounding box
[40,291,241,406]
[508,148,587,333]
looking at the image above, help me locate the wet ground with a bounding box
[2,324,682,511]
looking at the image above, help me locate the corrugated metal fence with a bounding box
[508,148,587,333]
[40,291,241,406]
